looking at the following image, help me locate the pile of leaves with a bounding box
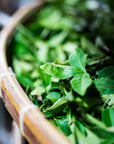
[10,0,114,143]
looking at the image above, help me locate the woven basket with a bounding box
[0,1,70,144]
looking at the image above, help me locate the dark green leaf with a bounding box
[94,78,114,95]
[102,107,114,127]
[44,97,67,114]
[98,66,114,79]
[55,118,72,136]
[91,127,114,139]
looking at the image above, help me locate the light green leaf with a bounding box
[85,128,101,144]
[76,125,94,144]
[39,8,62,30]
[77,121,86,135]
[71,73,92,96]
[48,31,68,47]
[101,94,114,107]
[81,36,104,59]
[31,86,45,96]
[69,48,87,73]
[66,91,74,101]
[82,113,105,128]
[39,7,72,30]
[35,41,48,63]
[13,58,33,76]
[63,42,78,53]
[40,63,76,79]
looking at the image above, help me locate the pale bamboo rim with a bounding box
[0,0,70,144]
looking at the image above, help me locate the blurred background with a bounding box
[0,0,34,14]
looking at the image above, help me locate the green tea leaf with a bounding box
[81,36,104,59]
[82,113,105,128]
[69,48,87,73]
[71,73,92,96]
[85,128,101,144]
[98,66,114,79]
[76,126,93,144]
[102,107,114,127]
[94,78,114,95]
[55,118,72,136]
[17,75,33,88]
[44,97,67,114]
[65,91,74,102]
[35,41,48,63]
[100,138,114,144]
[77,121,86,135]
[47,92,61,103]
[48,31,68,47]
[40,63,75,79]
[91,127,114,139]
[13,58,33,76]
[31,86,45,96]
[101,94,114,107]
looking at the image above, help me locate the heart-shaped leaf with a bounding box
[71,73,92,96]
[47,92,61,103]
[69,48,87,73]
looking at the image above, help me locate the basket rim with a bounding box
[0,1,70,144]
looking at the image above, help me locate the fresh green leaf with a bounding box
[94,78,114,95]
[44,97,67,114]
[69,48,87,73]
[55,118,72,136]
[31,86,45,96]
[102,107,114,127]
[47,92,61,103]
[40,63,76,79]
[98,66,114,79]
[48,31,68,47]
[71,73,92,96]
[81,36,105,59]
[17,75,33,88]
[91,127,114,139]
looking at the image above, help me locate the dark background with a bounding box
[0,0,33,14]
